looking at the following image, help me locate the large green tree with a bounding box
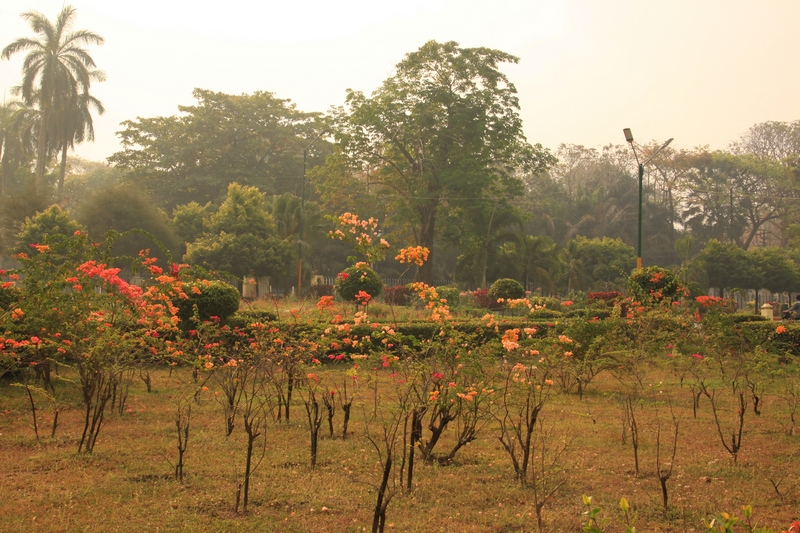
[76,184,181,262]
[695,239,760,293]
[322,40,554,285]
[2,5,104,189]
[184,184,293,280]
[109,89,323,209]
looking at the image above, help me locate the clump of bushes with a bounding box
[469,288,503,310]
[587,291,622,305]
[529,308,564,319]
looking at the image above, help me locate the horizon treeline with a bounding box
[2,8,799,297]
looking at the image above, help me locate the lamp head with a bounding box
[623,128,634,144]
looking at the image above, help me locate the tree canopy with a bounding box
[109,89,325,210]
[319,40,555,284]
[183,184,293,279]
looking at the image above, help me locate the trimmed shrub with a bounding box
[176,280,240,325]
[564,308,612,320]
[488,278,525,301]
[436,285,461,308]
[629,266,682,303]
[529,296,563,310]
[228,310,278,330]
[529,308,564,319]
[335,264,383,303]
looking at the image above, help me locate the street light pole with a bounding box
[623,128,673,270]
[297,130,328,296]
[636,160,644,270]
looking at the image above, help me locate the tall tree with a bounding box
[52,86,105,196]
[324,40,554,285]
[184,184,293,280]
[2,5,104,189]
[731,120,800,162]
[110,89,323,210]
[695,239,760,293]
[681,151,789,249]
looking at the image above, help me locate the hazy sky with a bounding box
[2,0,799,162]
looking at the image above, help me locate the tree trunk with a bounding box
[58,143,68,199]
[416,201,438,286]
[35,106,50,191]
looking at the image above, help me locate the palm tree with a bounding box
[2,5,104,190]
[517,234,558,294]
[52,85,105,196]
[558,239,587,294]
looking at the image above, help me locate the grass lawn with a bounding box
[1,364,797,532]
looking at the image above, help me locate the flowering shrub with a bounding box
[528,296,562,310]
[628,266,683,304]
[409,282,451,323]
[695,295,736,314]
[435,285,461,308]
[0,231,187,452]
[334,263,383,303]
[0,279,20,311]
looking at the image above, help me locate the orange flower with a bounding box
[317,295,335,311]
[776,325,787,334]
[395,246,430,266]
